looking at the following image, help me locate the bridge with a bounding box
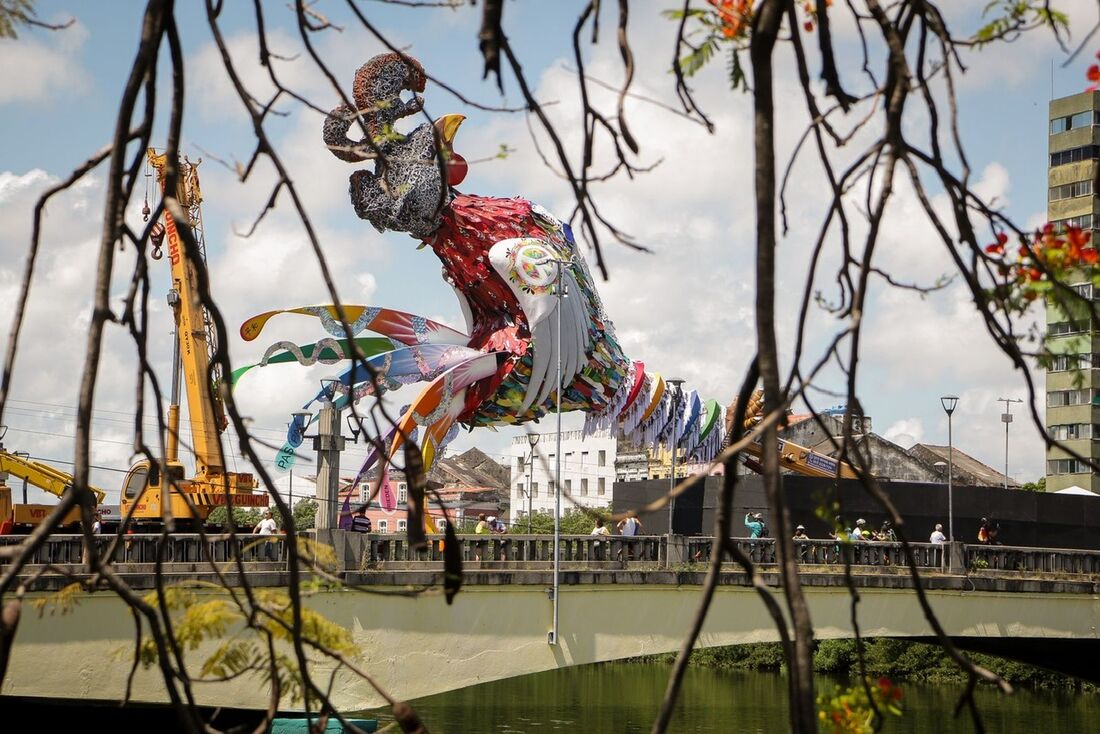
[2,532,1099,711]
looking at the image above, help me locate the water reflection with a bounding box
[367,663,1098,733]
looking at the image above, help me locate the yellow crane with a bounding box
[119,151,265,529]
[729,390,861,479]
[0,448,107,533]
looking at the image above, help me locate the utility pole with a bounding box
[998,397,1024,490]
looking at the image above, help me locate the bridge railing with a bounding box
[682,538,945,569]
[0,533,286,566]
[5,534,1100,578]
[965,544,1100,574]
[350,533,664,566]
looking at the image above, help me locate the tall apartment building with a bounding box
[1046,91,1100,492]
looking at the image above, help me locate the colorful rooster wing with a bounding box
[239,53,725,490]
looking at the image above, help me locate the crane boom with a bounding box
[147,150,225,474]
[728,390,862,480]
[0,450,107,504]
[119,150,263,529]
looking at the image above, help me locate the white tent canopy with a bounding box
[1054,485,1099,497]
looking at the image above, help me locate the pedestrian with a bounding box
[617,515,643,560]
[350,505,372,533]
[618,514,642,537]
[475,513,490,534]
[977,517,991,544]
[591,518,610,560]
[253,510,278,561]
[744,512,764,539]
[792,524,810,562]
[875,521,896,542]
[929,523,946,544]
[489,516,507,534]
[91,512,102,535]
[849,519,868,542]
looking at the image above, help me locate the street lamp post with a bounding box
[940,395,959,541]
[547,255,573,647]
[998,397,1023,490]
[526,433,540,533]
[666,378,686,535]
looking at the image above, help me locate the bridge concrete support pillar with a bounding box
[312,528,353,572]
[944,541,966,572]
[664,534,686,567]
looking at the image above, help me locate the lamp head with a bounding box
[940,395,959,415]
[527,432,540,447]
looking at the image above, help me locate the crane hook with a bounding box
[150,221,165,260]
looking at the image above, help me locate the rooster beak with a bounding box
[434,114,466,147]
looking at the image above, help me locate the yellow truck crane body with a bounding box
[0,450,107,532]
[119,151,265,528]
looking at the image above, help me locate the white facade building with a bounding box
[508,429,618,518]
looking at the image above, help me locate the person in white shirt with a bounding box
[590,518,611,560]
[253,510,279,560]
[929,523,947,544]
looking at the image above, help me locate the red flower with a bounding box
[985,232,1008,255]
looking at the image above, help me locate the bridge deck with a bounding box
[4,532,1099,711]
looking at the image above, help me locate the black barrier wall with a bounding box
[613,475,1100,548]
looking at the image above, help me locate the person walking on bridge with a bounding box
[254,510,278,561]
[929,524,946,544]
[744,512,765,539]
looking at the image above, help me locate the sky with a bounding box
[1,1,1095,504]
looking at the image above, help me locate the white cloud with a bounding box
[0,21,90,105]
[883,418,923,449]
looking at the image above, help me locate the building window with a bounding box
[378,519,389,533]
[517,456,525,471]
[1050,354,1097,372]
[1048,458,1090,474]
[398,487,408,504]
[1048,388,1097,407]
[1050,110,1100,134]
[1052,213,1096,231]
[598,478,606,496]
[1072,283,1097,300]
[532,482,539,498]
[1048,320,1091,337]
[598,450,606,467]
[581,478,589,496]
[1050,144,1100,167]
[581,451,589,464]
[398,519,407,532]
[1050,424,1097,440]
[1050,180,1094,201]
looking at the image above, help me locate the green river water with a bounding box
[373,663,1100,733]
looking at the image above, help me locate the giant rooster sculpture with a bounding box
[238,53,725,506]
